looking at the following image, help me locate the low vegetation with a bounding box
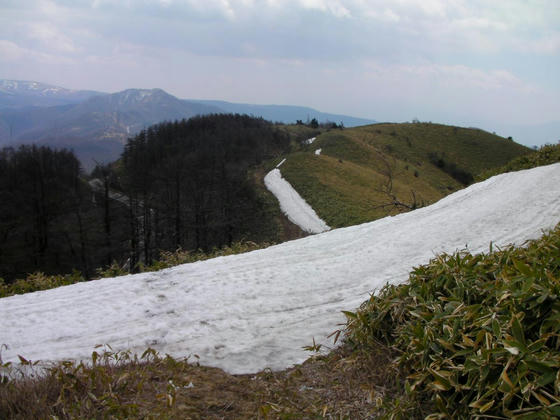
[345,223,560,418]
[3,224,557,419]
[280,122,531,228]
[478,142,560,181]
[0,241,271,298]
[0,343,400,419]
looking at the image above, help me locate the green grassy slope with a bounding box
[278,122,531,228]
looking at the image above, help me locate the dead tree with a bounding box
[373,152,423,213]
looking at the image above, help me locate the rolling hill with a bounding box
[271,122,531,229]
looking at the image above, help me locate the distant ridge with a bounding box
[0,80,376,170]
[0,79,104,109]
[0,86,222,170]
[188,99,375,127]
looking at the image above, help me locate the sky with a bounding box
[1,0,559,138]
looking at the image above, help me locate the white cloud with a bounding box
[517,32,560,54]
[0,40,26,61]
[0,39,75,65]
[363,62,537,93]
[28,23,80,54]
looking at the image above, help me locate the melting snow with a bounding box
[305,137,316,144]
[1,164,559,374]
[264,168,331,234]
[315,149,322,155]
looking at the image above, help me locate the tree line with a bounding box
[0,114,290,282]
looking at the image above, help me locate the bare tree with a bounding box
[373,152,423,213]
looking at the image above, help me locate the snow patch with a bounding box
[305,137,316,144]
[315,149,322,155]
[264,168,330,234]
[1,164,559,375]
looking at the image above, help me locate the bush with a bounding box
[478,143,560,181]
[344,224,560,418]
[1,241,272,298]
[0,271,85,298]
[428,152,474,185]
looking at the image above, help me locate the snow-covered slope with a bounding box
[1,164,559,374]
[264,168,330,234]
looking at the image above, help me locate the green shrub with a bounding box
[141,240,271,272]
[428,152,474,185]
[1,241,272,298]
[478,143,560,181]
[344,224,560,419]
[0,271,85,298]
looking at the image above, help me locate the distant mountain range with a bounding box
[0,80,376,171]
[188,99,375,127]
[0,80,103,108]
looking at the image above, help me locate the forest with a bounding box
[0,114,290,282]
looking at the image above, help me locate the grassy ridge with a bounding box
[280,151,442,227]
[280,122,530,228]
[478,142,560,181]
[354,123,529,175]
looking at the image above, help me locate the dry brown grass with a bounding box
[0,343,403,419]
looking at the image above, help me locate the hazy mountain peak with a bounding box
[0,79,71,96]
[115,87,168,101]
[0,79,105,109]
[85,88,182,110]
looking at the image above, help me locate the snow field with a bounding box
[1,163,559,374]
[264,168,331,234]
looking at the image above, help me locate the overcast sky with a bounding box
[1,0,559,130]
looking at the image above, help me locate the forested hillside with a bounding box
[117,114,290,268]
[0,145,131,281]
[0,115,289,282]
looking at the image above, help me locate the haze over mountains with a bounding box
[0,80,376,170]
[1,79,557,172]
[0,80,103,108]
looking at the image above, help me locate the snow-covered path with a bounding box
[1,164,559,374]
[264,168,331,234]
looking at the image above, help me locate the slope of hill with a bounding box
[0,79,104,109]
[276,122,531,228]
[188,99,375,127]
[1,163,558,374]
[0,115,291,283]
